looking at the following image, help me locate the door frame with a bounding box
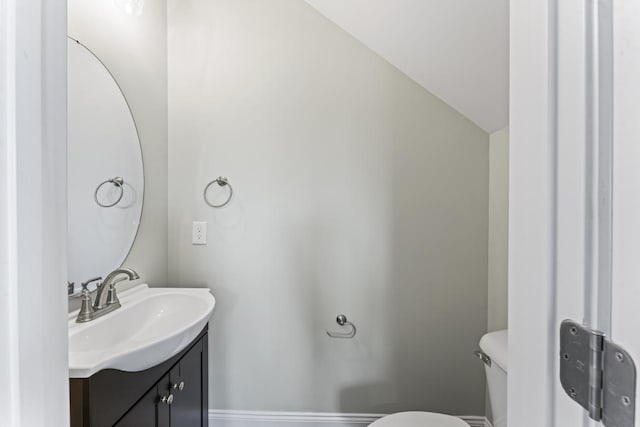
[508,0,560,425]
[0,0,69,425]
[509,0,640,426]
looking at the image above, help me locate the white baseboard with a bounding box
[209,410,489,427]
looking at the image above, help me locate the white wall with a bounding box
[68,0,168,290]
[168,0,489,416]
[488,127,509,331]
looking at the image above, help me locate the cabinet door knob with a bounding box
[160,394,174,405]
[173,381,185,391]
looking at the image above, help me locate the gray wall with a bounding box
[488,127,509,332]
[168,0,489,415]
[68,0,168,289]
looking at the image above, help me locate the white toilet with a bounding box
[370,329,508,427]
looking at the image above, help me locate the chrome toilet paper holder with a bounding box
[326,314,357,339]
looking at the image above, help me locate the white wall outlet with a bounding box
[192,221,207,245]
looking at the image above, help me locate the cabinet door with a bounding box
[157,373,172,427]
[115,374,172,427]
[114,383,158,427]
[170,340,205,427]
[114,384,157,427]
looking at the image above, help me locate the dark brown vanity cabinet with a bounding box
[71,326,208,427]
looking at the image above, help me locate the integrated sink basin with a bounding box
[69,284,215,378]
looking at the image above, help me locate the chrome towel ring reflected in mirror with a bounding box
[204,176,233,208]
[326,314,357,339]
[94,177,124,208]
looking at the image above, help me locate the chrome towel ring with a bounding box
[204,176,233,208]
[326,314,357,339]
[95,177,124,208]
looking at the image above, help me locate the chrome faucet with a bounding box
[94,267,140,310]
[76,268,140,323]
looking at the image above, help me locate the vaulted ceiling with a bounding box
[304,0,509,133]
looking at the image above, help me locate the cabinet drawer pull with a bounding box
[160,394,174,405]
[173,381,185,391]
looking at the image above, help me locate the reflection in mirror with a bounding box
[67,37,144,292]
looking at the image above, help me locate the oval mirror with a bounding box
[67,37,144,292]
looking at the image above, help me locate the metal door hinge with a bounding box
[560,320,637,427]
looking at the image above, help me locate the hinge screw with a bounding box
[616,352,625,363]
[570,387,577,397]
[622,396,631,406]
[563,353,570,361]
[570,327,578,335]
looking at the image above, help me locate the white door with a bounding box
[510,0,640,426]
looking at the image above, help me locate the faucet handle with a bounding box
[76,280,100,323]
[106,276,128,306]
[67,281,75,295]
[81,277,102,292]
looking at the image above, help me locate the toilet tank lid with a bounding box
[479,329,508,371]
